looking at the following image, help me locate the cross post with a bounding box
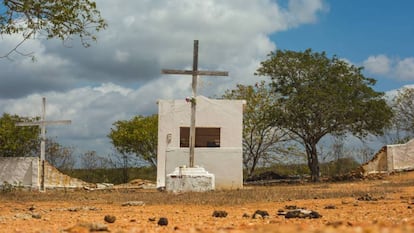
[161,40,228,167]
[15,97,71,191]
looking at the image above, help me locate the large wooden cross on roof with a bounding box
[162,40,229,167]
[15,97,71,191]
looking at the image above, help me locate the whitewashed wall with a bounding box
[0,157,39,188]
[388,139,414,171]
[157,96,245,189]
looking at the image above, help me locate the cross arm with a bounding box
[161,69,228,76]
[16,120,71,126]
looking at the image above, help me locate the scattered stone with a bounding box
[252,210,269,219]
[28,206,36,211]
[104,215,116,223]
[324,205,336,209]
[253,214,263,219]
[158,217,168,226]
[408,206,412,209]
[277,209,286,216]
[357,193,378,201]
[148,217,156,222]
[68,207,79,212]
[157,187,166,192]
[32,213,42,219]
[309,211,322,218]
[284,210,301,218]
[212,210,228,218]
[326,221,343,227]
[285,205,298,210]
[121,201,145,207]
[281,209,322,219]
[242,213,250,218]
[67,206,101,212]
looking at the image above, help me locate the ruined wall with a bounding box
[362,147,388,175]
[0,157,88,189]
[44,161,89,188]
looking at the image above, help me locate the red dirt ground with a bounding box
[2,172,414,233]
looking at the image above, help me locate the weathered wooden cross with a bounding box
[162,40,228,167]
[15,97,71,191]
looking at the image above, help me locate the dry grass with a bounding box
[0,175,401,206]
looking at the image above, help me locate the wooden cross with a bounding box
[15,97,71,191]
[162,40,228,167]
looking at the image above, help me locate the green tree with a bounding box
[0,113,40,157]
[256,49,393,182]
[223,81,291,178]
[108,114,158,167]
[393,87,414,136]
[1,0,107,59]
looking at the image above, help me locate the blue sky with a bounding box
[0,0,413,157]
[274,0,414,91]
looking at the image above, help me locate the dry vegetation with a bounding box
[1,172,414,232]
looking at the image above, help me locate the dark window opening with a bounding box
[180,127,220,148]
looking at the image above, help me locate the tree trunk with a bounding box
[305,142,320,182]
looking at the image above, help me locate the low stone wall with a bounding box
[44,161,89,188]
[362,146,388,175]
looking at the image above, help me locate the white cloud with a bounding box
[0,0,328,156]
[363,55,391,75]
[363,55,414,81]
[286,0,328,26]
[395,58,414,81]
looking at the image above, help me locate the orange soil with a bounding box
[1,172,414,233]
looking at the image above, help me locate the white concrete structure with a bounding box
[166,166,215,192]
[387,138,414,171]
[157,96,245,190]
[362,138,414,174]
[0,157,39,188]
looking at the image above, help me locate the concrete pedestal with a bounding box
[166,166,215,192]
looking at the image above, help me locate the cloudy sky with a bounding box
[0,0,413,157]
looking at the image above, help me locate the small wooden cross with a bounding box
[162,40,228,167]
[16,97,71,191]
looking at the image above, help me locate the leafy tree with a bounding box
[108,114,158,167]
[223,81,291,178]
[0,113,40,157]
[393,87,414,136]
[255,49,393,182]
[1,0,107,59]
